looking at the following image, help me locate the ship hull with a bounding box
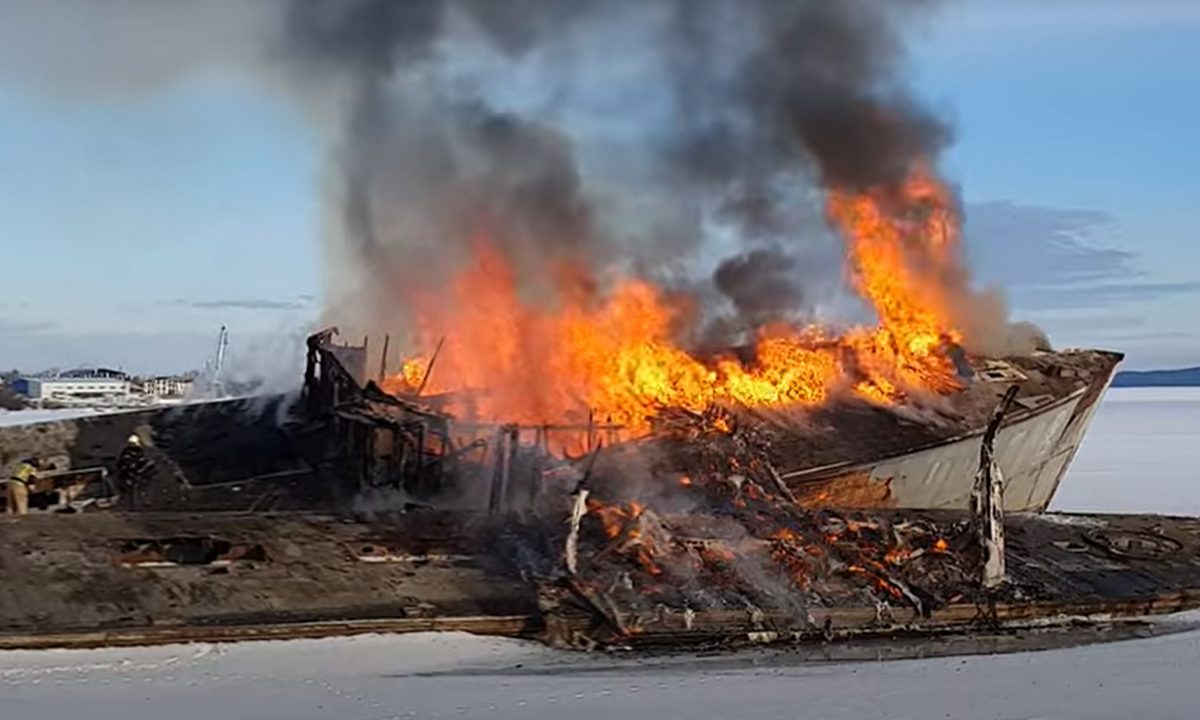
[781,351,1120,512]
[0,347,1122,515]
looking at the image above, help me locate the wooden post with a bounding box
[564,446,602,575]
[586,409,596,453]
[763,460,799,505]
[528,427,546,509]
[565,487,589,575]
[416,337,445,396]
[487,428,507,514]
[503,424,519,509]
[486,425,519,513]
[378,334,390,384]
[972,386,1018,590]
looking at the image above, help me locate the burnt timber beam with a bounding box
[972,385,1018,590]
[3,592,1198,652]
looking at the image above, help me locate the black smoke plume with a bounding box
[1,1,992,349]
[275,0,957,343]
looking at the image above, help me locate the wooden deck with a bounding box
[1,510,1199,651]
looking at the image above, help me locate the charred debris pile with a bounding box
[494,405,1012,649]
[307,330,1025,650]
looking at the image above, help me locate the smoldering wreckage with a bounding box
[4,330,1200,654]
[5,0,1200,656]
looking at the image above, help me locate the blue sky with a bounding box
[1,0,1198,373]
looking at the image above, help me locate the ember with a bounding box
[539,457,975,645]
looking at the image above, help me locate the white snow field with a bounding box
[2,387,1199,720]
[0,407,113,427]
[0,400,200,428]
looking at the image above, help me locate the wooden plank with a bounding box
[4,590,1197,652]
[0,615,540,651]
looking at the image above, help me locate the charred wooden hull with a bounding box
[775,349,1122,512]
[0,395,332,513]
[0,510,1198,651]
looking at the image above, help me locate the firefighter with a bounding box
[116,435,152,511]
[6,457,39,516]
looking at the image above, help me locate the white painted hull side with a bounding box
[869,392,1083,511]
[786,375,1116,512]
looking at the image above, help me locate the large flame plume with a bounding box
[384,165,965,432]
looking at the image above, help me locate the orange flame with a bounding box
[383,166,965,436]
[398,357,425,391]
[829,164,964,395]
[770,528,799,542]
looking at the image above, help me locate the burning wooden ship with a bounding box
[0,175,1155,653]
[11,0,1190,656]
[3,328,1190,655]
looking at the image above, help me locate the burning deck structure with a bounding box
[304,328,1122,516]
[0,327,1122,522]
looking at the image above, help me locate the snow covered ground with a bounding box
[2,621,1199,720]
[0,407,116,427]
[0,398,231,428]
[1,387,1199,719]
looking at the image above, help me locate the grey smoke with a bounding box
[275,0,962,345]
[664,0,950,194]
[748,3,951,193]
[279,0,617,334]
[712,248,807,328]
[652,0,966,339]
[3,0,1014,354]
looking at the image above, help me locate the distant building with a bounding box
[17,377,131,405]
[60,368,129,380]
[0,378,26,410]
[143,375,195,399]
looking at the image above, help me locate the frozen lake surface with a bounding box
[1053,386,1200,516]
[2,387,1199,719]
[2,620,1199,720]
